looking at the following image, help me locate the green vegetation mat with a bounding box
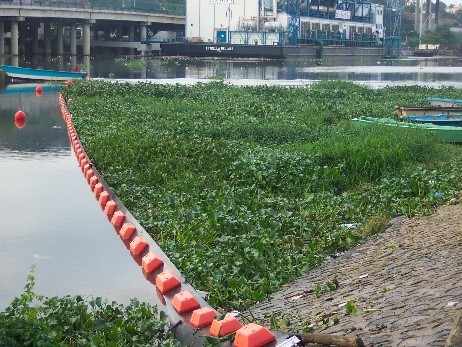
[0,268,180,346]
[63,80,462,312]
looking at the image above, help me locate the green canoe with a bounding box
[351,116,462,143]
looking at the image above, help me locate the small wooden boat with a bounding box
[351,116,462,143]
[428,97,462,107]
[1,65,86,81]
[395,105,462,117]
[401,114,462,127]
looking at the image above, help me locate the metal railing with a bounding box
[0,0,186,16]
[299,29,381,47]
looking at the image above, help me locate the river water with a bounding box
[1,55,462,310]
[0,84,159,310]
[2,54,462,85]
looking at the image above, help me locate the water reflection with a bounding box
[0,84,68,153]
[2,54,462,84]
[0,85,158,310]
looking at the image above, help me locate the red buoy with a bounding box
[35,85,43,96]
[14,110,26,129]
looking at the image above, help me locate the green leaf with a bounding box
[345,300,358,315]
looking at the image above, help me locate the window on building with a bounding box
[349,26,356,38]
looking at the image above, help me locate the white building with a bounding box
[186,0,384,45]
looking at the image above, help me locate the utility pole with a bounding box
[435,0,439,26]
[414,0,420,32]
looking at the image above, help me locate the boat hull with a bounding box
[395,105,462,117]
[351,116,462,143]
[428,97,462,107]
[160,42,383,60]
[1,65,86,81]
[160,43,287,59]
[402,115,462,127]
[2,83,62,95]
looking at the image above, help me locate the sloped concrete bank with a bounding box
[250,205,462,346]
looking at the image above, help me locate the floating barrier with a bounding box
[235,324,276,347]
[156,270,181,294]
[210,315,243,337]
[190,307,217,328]
[111,211,125,228]
[89,176,99,190]
[142,252,163,273]
[104,200,117,217]
[119,222,136,240]
[93,183,103,198]
[98,191,110,208]
[172,291,201,314]
[129,236,148,256]
[58,93,293,347]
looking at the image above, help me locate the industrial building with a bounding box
[186,0,385,47]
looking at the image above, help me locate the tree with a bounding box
[455,8,462,26]
[420,23,457,45]
[407,35,420,49]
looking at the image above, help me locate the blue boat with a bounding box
[402,114,462,127]
[1,65,86,81]
[1,83,62,95]
[428,97,462,107]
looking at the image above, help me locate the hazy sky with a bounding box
[441,0,462,7]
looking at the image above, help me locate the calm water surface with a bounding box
[0,85,158,310]
[2,54,462,84]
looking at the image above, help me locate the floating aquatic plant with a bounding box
[63,80,462,311]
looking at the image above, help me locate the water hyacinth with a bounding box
[0,269,180,346]
[63,80,462,311]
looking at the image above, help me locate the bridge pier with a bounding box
[11,20,18,56]
[139,23,148,56]
[19,20,26,55]
[32,23,39,55]
[70,23,77,55]
[83,22,91,56]
[129,25,135,55]
[71,55,77,70]
[44,21,52,55]
[116,24,124,55]
[0,21,4,55]
[84,55,90,76]
[57,22,64,55]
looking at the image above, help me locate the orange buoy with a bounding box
[14,110,26,129]
[35,85,43,96]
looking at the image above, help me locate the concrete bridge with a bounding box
[0,1,186,57]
